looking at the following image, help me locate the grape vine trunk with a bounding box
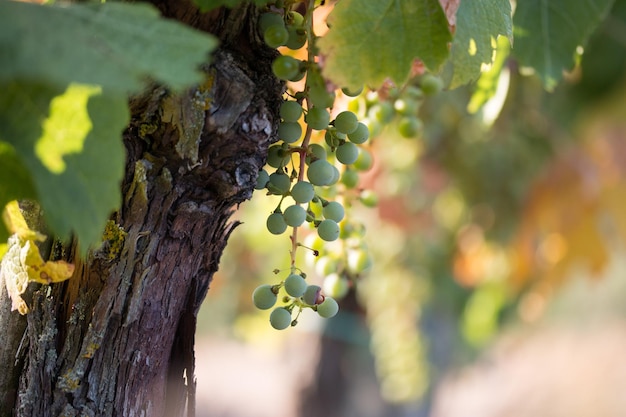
[0,2,282,416]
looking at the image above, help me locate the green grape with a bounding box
[259,12,284,33]
[317,219,339,242]
[323,273,350,299]
[272,55,301,81]
[278,121,302,143]
[268,172,291,195]
[347,122,369,144]
[284,273,307,297]
[421,74,444,96]
[305,107,331,130]
[303,284,322,305]
[264,24,289,48]
[286,10,304,26]
[290,181,315,203]
[283,204,306,227]
[286,26,307,50]
[336,142,359,165]
[368,102,394,124]
[280,100,303,122]
[267,145,290,168]
[252,284,277,310]
[397,116,422,138]
[347,248,373,274]
[341,85,363,97]
[307,84,335,108]
[322,201,345,222]
[340,168,359,188]
[325,127,345,148]
[404,85,424,101]
[317,297,339,318]
[308,143,327,161]
[266,212,288,235]
[270,307,292,330]
[307,159,334,186]
[393,98,419,115]
[255,169,269,190]
[329,165,341,186]
[334,111,359,135]
[359,189,378,207]
[353,148,373,171]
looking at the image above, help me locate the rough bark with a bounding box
[0,2,282,416]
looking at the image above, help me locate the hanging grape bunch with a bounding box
[252,0,375,330]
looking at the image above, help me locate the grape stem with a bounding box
[289,0,317,269]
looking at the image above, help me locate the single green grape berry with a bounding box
[270,307,292,330]
[307,84,335,108]
[341,168,359,189]
[305,107,331,131]
[284,273,307,297]
[252,284,277,310]
[286,10,304,26]
[336,142,359,165]
[302,284,322,305]
[317,297,339,318]
[255,169,269,190]
[397,116,422,138]
[278,121,302,143]
[272,55,301,81]
[347,248,373,274]
[329,165,340,186]
[353,148,373,171]
[359,190,378,208]
[268,172,291,195]
[334,111,359,135]
[308,143,327,161]
[267,145,290,168]
[286,26,307,50]
[323,201,345,223]
[259,12,283,33]
[307,159,335,186]
[341,86,363,97]
[266,212,288,235]
[317,219,340,242]
[323,273,350,299]
[347,122,369,144]
[421,74,444,96]
[264,24,289,48]
[280,100,303,122]
[283,204,307,227]
[290,181,315,203]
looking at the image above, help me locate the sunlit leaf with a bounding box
[319,0,451,90]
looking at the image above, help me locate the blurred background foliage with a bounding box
[196,1,626,416]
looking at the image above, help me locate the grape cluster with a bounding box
[348,73,443,140]
[251,3,374,330]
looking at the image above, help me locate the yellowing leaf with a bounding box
[2,200,45,242]
[1,234,74,314]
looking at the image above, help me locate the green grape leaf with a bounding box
[467,36,511,114]
[0,1,218,94]
[193,0,271,12]
[319,0,451,90]
[513,0,614,90]
[446,0,512,89]
[0,81,128,254]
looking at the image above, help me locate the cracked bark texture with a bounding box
[0,1,282,416]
